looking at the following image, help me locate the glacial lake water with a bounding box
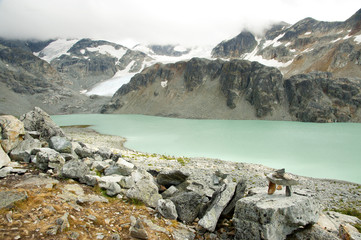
[51,114,361,184]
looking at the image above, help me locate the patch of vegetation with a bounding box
[333,208,361,233]
[355,223,361,233]
[128,198,144,206]
[334,208,361,219]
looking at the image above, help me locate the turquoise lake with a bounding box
[51,114,361,184]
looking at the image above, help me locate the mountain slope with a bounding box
[212,8,361,79]
[36,38,153,90]
[101,58,291,120]
[102,57,361,122]
[0,43,110,116]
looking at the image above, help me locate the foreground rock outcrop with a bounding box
[233,188,321,240]
[1,107,361,239]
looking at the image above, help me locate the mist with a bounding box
[0,0,359,47]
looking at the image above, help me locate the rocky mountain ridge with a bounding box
[212,8,361,78]
[103,57,361,122]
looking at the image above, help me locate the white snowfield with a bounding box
[86,45,127,59]
[35,39,78,62]
[85,61,136,97]
[354,34,361,44]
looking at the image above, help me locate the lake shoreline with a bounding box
[62,125,361,212]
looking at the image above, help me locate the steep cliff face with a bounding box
[211,8,361,79]
[102,58,290,120]
[103,57,361,122]
[284,72,361,122]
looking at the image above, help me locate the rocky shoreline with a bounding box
[63,125,361,213]
[1,107,361,239]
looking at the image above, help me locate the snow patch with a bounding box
[262,33,285,49]
[161,80,168,88]
[285,42,291,47]
[35,39,78,62]
[343,35,352,40]
[242,38,292,68]
[304,32,312,35]
[80,49,86,54]
[354,34,361,44]
[302,48,313,53]
[87,45,127,59]
[331,38,342,43]
[85,61,136,96]
[174,45,187,52]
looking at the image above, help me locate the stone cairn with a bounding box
[266,168,298,196]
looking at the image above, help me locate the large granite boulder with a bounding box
[233,187,321,240]
[126,170,162,208]
[20,107,65,140]
[170,191,203,224]
[104,158,135,176]
[60,159,89,181]
[0,146,11,168]
[49,136,72,153]
[0,115,25,153]
[34,148,66,172]
[98,175,123,196]
[10,138,42,162]
[198,179,238,232]
[157,199,178,220]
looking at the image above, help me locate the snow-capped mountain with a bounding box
[33,39,212,96]
[212,9,361,78]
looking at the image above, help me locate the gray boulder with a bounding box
[35,148,66,172]
[49,136,72,153]
[170,191,203,224]
[222,179,247,216]
[0,167,12,178]
[0,145,11,168]
[91,161,109,172]
[0,115,25,153]
[20,107,65,140]
[198,179,238,232]
[162,185,179,199]
[82,174,101,186]
[74,146,93,158]
[10,138,42,162]
[96,147,113,160]
[126,170,162,208]
[156,169,190,187]
[233,187,321,240]
[129,217,149,240]
[61,159,90,182]
[157,199,178,220]
[99,175,123,196]
[104,158,135,176]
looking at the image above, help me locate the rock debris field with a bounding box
[0,107,361,240]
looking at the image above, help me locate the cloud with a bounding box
[0,0,359,47]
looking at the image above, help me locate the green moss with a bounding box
[128,198,144,206]
[333,208,361,233]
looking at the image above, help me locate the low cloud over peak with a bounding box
[0,0,359,47]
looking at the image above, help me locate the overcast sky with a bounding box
[0,0,359,47]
